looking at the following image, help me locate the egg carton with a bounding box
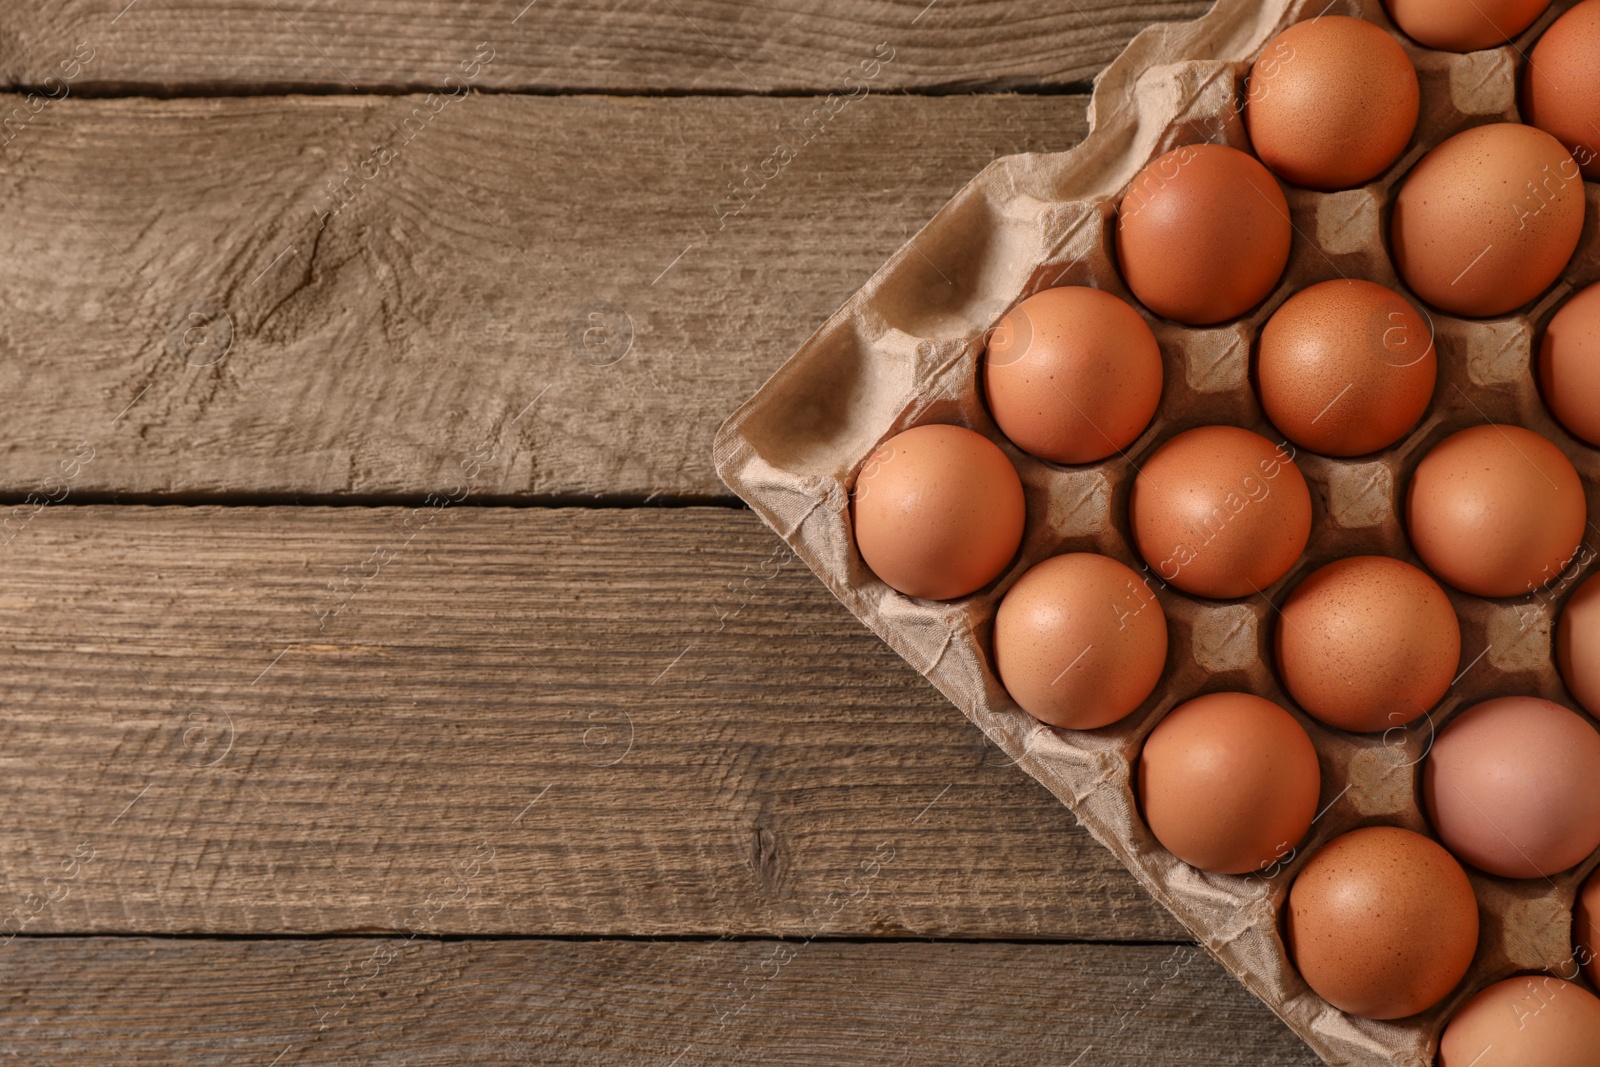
[712,0,1600,1062]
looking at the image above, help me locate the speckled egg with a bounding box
[1579,869,1600,986]
[1285,826,1479,1020]
[1275,556,1460,733]
[1245,16,1419,190]
[982,286,1163,465]
[1257,279,1436,456]
[993,552,1167,730]
[1386,0,1553,50]
[1439,975,1600,1067]
[1116,143,1292,326]
[1137,691,1321,874]
[1406,424,1586,598]
[1559,571,1600,718]
[1523,0,1600,178]
[1129,425,1312,599]
[1392,123,1583,318]
[1539,282,1600,447]
[852,424,1025,601]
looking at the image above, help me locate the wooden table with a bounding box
[0,2,1323,1062]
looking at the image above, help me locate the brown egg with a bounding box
[1275,556,1460,733]
[1579,869,1600,986]
[1424,696,1600,879]
[1559,572,1600,717]
[1137,692,1321,874]
[1539,282,1600,446]
[1524,0,1600,179]
[1245,16,1420,190]
[1129,425,1312,599]
[1391,123,1584,318]
[982,286,1163,465]
[1116,144,1292,326]
[1257,280,1436,456]
[1386,0,1553,50]
[1286,826,1479,1020]
[852,424,1025,601]
[1406,424,1586,598]
[1439,976,1600,1067]
[992,552,1167,730]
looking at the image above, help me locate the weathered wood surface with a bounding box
[0,5,1319,1057]
[0,92,1082,502]
[0,0,1209,95]
[0,937,1320,1065]
[0,505,1177,939]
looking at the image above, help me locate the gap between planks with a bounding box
[1,83,1104,100]
[0,931,1200,946]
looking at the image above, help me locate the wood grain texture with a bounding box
[0,505,1177,939]
[0,937,1320,1065]
[0,0,1210,95]
[0,92,1082,502]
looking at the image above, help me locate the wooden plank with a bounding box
[0,1,1208,95]
[0,92,1081,502]
[0,937,1320,1064]
[0,505,1178,939]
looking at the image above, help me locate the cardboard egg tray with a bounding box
[713,0,1600,1061]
